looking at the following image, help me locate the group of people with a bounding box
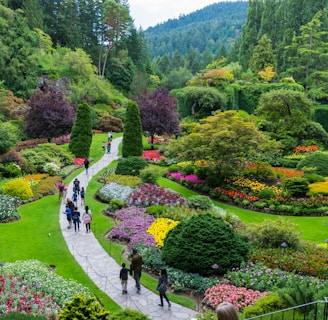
[102,131,113,154]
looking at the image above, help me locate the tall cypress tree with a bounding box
[122,101,143,157]
[69,102,92,158]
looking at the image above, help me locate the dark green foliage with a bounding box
[314,106,328,132]
[110,308,151,320]
[277,157,299,168]
[188,195,213,210]
[161,214,249,276]
[258,188,276,200]
[115,157,148,176]
[122,101,143,157]
[296,151,328,176]
[145,205,166,217]
[282,178,309,197]
[303,173,325,183]
[139,166,162,184]
[167,164,179,173]
[0,312,48,319]
[179,164,195,175]
[58,294,109,320]
[108,199,125,211]
[0,162,22,178]
[69,103,92,158]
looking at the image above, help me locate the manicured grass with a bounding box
[157,177,328,244]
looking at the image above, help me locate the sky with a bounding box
[129,0,236,30]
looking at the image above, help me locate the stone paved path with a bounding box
[59,137,198,320]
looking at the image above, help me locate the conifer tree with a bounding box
[69,103,92,158]
[122,101,143,157]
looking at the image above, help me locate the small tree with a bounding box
[69,103,92,158]
[122,101,143,157]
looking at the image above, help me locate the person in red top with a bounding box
[57,180,66,202]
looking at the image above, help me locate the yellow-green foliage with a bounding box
[2,178,33,200]
[309,181,328,195]
[105,174,141,188]
[58,294,109,320]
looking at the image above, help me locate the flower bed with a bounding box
[141,150,164,162]
[168,172,205,184]
[97,182,134,203]
[0,194,20,221]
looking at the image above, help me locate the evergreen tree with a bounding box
[249,34,276,74]
[69,103,92,158]
[122,101,143,157]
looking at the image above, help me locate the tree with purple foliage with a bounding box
[137,87,180,149]
[24,88,75,139]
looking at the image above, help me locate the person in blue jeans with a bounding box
[72,207,80,233]
[130,248,142,293]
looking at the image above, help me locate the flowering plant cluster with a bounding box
[147,218,179,247]
[168,172,205,184]
[227,176,281,195]
[224,262,326,293]
[128,183,188,207]
[2,260,91,315]
[0,194,20,221]
[105,174,141,188]
[110,206,156,247]
[202,283,267,311]
[161,205,201,221]
[53,134,70,145]
[147,134,170,145]
[293,145,319,153]
[22,174,48,188]
[212,187,259,202]
[272,167,303,181]
[97,182,134,203]
[74,158,85,166]
[16,138,49,151]
[141,150,164,162]
[308,181,328,195]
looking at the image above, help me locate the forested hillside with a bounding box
[144,1,248,59]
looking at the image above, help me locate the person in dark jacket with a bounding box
[119,262,130,294]
[130,248,142,293]
[156,268,171,308]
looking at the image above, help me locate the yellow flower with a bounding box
[147,218,179,247]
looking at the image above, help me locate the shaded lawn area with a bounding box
[157,178,328,244]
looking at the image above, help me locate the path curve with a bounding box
[59,137,198,320]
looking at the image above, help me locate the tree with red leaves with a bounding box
[137,88,180,149]
[24,88,75,139]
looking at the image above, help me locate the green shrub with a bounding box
[303,172,325,183]
[162,214,249,276]
[34,143,73,167]
[2,178,33,200]
[188,195,213,210]
[104,174,141,188]
[252,201,267,209]
[110,308,150,320]
[296,151,328,176]
[167,164,179,172]
[0,312,48,319]
[145,205,166,217]
[115,157,148,176]
[1,162,22,178]
[180,164,195,175]
[277,157,299,168]
[243,292,287,318]
[58,294,109,319]
[195,311,216,320]
[108,198,125,211]
[258,188,276,199]
[247,217,301,249]
[242,199,250,206]
[282,178,309,196]
[140,166,162,184]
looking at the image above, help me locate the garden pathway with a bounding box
[59,137,198,320]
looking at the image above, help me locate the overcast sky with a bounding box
[129,0,238,30]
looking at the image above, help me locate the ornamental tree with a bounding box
[137,87,180,148]
[24,88,75,139]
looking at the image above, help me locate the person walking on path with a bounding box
[63,204,72,229]
[216,302,239,320]
[106,141,111,154]
[57,180,66,202]
[157,269,171,308]
[130,248,142,294]
[72,207,81,233]
[82,205,92,233]
[80,187,85,207]
[102,141,106,153]
[72,189,78,207]
[119,262,130,294]
[84,157,89,174]
[73,178,80,195]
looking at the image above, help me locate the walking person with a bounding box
[84,157,89,174]
[80,187,85,207]
[63,204,72,229]
[216,302,239,320]
[73,178,80,195]
[119,262,130,294]
[82,205,92,233]
[157,269,171,308]
[72,207,80,233]
[102,141,106,153]
[106,141,111,154]
[72,189,78,207]
[130,248,142,294]
[57,180,65,202]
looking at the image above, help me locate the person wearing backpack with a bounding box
[72,207,80,233]
[57,180,65,202]
[156,269,171,308]
[73,178,80,195]
[72,190,78,207]
[82,205,92,233]
[80,187,85,206]
[63,204,72,229]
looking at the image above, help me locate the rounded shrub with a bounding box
[180,164,195,175]
[108,198,125,211]
[161,214,249,276]
[247,217,301,249]
[1,162,22,178]
[258,188,276,200]
[110,308,151,320]
[145,205,166,217]
[140,167,162,184]
[296,151,328,176]
[2,178,33,200]
[282,177,309,196]
[303,172,325,183]
[115,157,148,176]
[167,164,179,173]
[188,195,213,210]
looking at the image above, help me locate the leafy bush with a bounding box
[161,214,249,276]
[282,178,309,197]
[247,217,301,249]
[115,156,148,176]
[110,308,150,320]
[108,198,125,211]
[167,164,179,172]
[180,164,195,175]
[104,174,141,188]
[0,312,48,319]
[43,162,60,176]
[33,176,61,198]
[139,166,162,184]
[296,151,328,176]
[58,294,109,319]
[0,162,22,178]
[145,205,166,217]
[303,172,325,183]
[0,194,20,221]
[188,195,213,210]
[258,188,276,199]
[243,292,287,318]
[96,182,134,203]
[195,311,216,320]
[2,178,33,200]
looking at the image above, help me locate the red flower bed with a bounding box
[293,145,319,153]
[141,150,164,161]
[74,158,85,166]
